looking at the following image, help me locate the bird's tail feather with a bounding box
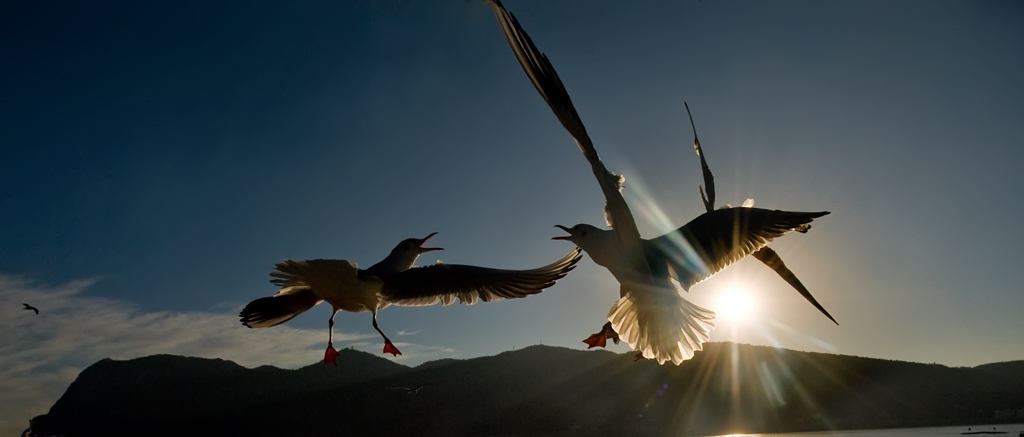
[608,285,715,365]
[240,288,320,328]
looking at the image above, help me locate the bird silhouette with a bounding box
[386,383,431,394]
[241,233,581,365]
[486,0,830,364]
[22,303,39,315]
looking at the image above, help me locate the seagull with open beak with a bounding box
[241,232,581,365]
[487,0,830,364]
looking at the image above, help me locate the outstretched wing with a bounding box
[380,248,581,306]
[751,247,838,325]
[486,0,651,277]
[239,288,321,328]
[645,207,830,291]
[684,102,715,214]
[682,104,833,324]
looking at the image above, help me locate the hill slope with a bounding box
[28,343,1024,436]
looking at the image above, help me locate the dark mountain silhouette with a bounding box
[28,343,1024,436]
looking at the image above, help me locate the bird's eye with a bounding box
[581,229,587,236]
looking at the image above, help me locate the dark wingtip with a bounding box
[812,299,839,326]
[752,247,837,326]
[818,304,839,326]
[239,309,254,328]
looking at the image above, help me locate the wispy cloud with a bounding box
[396,329,421,336]
[0,275,453,436]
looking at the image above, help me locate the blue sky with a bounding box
[2,0,1023,431]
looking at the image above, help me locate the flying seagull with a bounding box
[386,383,431,394]
[241,232,582,365]
[22,303,39,315]
[486,0,830,364]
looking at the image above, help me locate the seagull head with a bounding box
[413,232,444,254]
[393,232,444,256]
[552,224,604,248]
[372,233,445,274]
[553,224,618,263]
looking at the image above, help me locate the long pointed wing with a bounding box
[379,248,581,306]
[486,0,651,277]
[684,102,715,213]
[239,288,321,328]
[680,105,833,325]
[645,207,830,291]
[751,247,838,325]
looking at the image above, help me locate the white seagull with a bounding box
[486,0,830,364]
[240,232,581,365]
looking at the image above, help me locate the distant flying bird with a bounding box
[683,102,838,326]
[241,232,582,365]
[486,0,829,364]
[22,304,38,315]
[386,383,431,394]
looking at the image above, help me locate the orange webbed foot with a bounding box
[324,344,340,366]
[383,341,402,357]
[582,333,607,349]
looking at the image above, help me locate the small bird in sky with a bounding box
[682,102,838,326]
[386,383,431,394]
[486,0,830,364]
[241,232,582,365]
[22,303,39,315]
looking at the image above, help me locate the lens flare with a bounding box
[716,287,754,320]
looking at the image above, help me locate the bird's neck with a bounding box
[365,252,419,276]
[579,229,633,277]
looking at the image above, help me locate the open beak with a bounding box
[552,225,573,241]
[417,232,443,252]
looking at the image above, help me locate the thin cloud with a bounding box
[396,329,421,336]
[0,275,452,436]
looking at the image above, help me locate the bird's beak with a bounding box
[552,225,572,241]
[418,232,443,252]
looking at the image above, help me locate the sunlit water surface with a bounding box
[714,424,1024,437]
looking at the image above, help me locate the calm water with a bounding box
[714,424,1024,437]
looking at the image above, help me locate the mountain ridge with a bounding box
[28,343,1024,436]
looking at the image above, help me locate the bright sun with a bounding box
[716,287,755,320]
